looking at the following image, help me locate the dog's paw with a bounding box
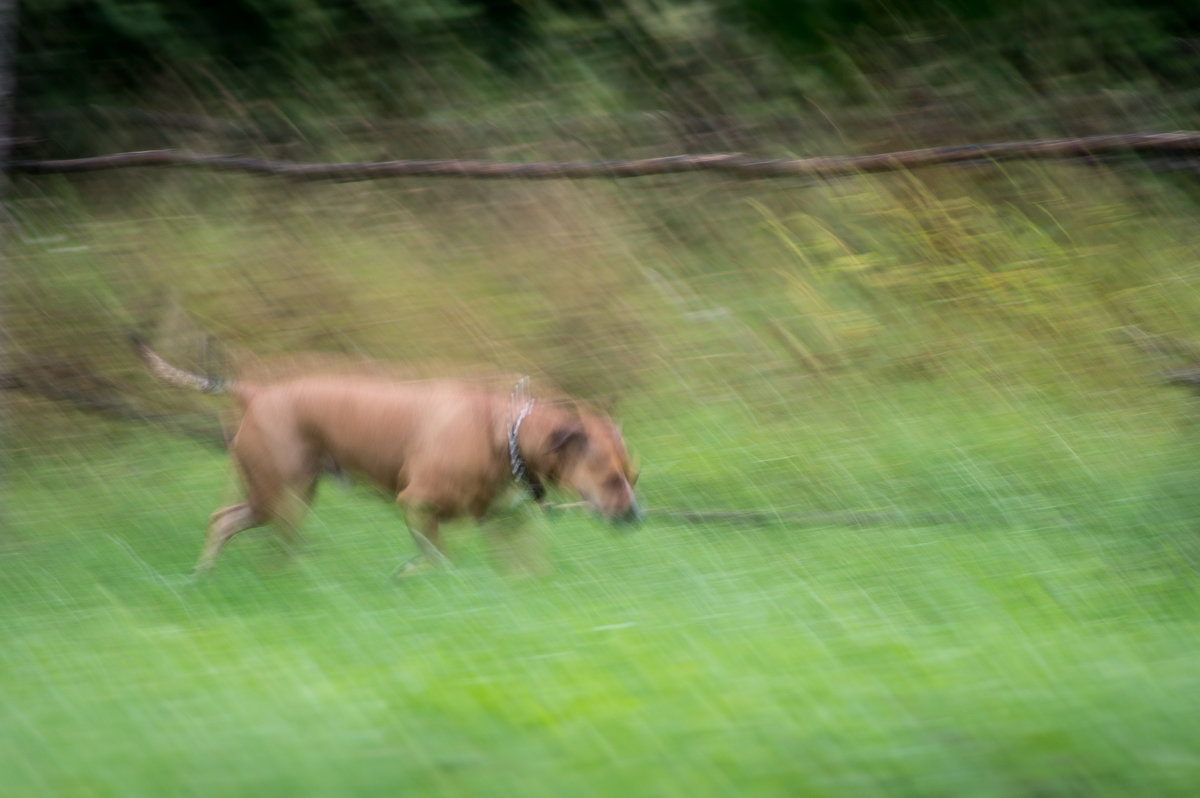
[392,556,437,579]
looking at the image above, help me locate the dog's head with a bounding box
[537,411,641,525]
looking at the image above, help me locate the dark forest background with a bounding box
[15,0,1200,159]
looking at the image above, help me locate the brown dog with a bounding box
[133,338,640,573]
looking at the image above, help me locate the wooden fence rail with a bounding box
[11,132,1200,182]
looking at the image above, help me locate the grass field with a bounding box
[7,85,1200,792]
[9,2,1200,792]
[6,348,1200,796]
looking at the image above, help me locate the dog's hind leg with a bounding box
[196,503,261,573]
[212,426,319,572]
[197,487,311,574]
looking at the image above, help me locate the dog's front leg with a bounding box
[481,501,551,578]
[393,501,451,577]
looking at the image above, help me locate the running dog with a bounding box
[133,337,640,573]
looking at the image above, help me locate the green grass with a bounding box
[6,80,1200,795]
[9,1,1200,789]
[6,370,1200,796]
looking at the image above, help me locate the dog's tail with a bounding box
[130,332,235,397]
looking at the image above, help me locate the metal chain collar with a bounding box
[508,377,544,499]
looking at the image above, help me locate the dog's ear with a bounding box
[547,422,587,454]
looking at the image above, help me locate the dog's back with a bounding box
[235,375,506,497]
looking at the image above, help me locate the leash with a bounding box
[508,377,545,501]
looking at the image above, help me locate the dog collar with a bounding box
[508,391,546,501]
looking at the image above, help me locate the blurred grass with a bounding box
[4,392,1200,795]
[7,31,1200,788]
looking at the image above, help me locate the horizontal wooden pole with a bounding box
[11,132,1200,181]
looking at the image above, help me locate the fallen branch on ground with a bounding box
[3,357,227,449]
[544,502,961,526]
[1116,325,1200,362]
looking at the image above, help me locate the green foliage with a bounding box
[16,0,1200,151]
[18,0,505,112]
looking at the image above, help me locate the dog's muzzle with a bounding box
[614,500,644,530]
